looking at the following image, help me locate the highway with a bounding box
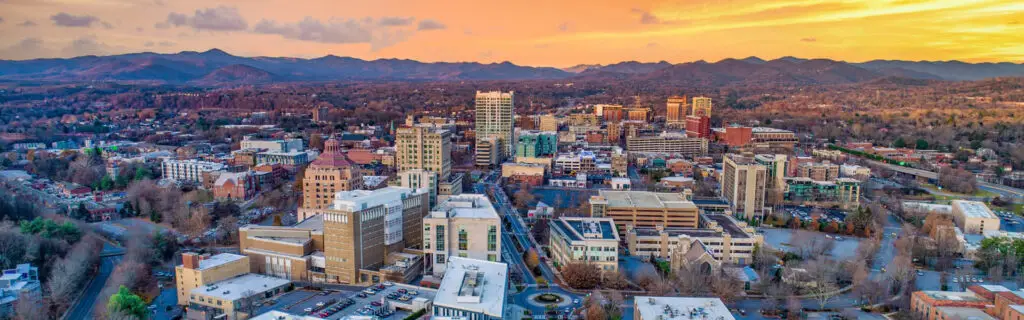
[867,160,1024,199]
[66,242,125,320]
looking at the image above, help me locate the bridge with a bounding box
[868,160,1024,200]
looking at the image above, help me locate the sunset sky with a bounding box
[0,0,1021,66]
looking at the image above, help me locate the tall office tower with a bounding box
[602,105,624,122]
[475,91,515,161]
[422,194,502,277]
[396,126,453,180]
[666,95,688,126]
[692,96,712,117]
[301,138,362,211]
[754,154,788,206]
[722,154,767,220]
[538,114,559,132]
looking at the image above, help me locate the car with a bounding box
[383,281,394,286]
[397,288,407,294]
[573,299,580,304]
[835,236,843,241]
[377,284,386,290]
[316,302,326,307]
[371,301,382,307]
[304,308,314,314]
[409,290,418,296]
[357,293,367,298]
[953,278,959,283]
[916,270,924,276]
[320,291,330,296]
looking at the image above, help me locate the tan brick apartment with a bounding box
[910,285,1024,320]
[625,214,763,266]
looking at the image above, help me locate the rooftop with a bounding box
[594,190,696,210]
[704,214,752,239]
[191,273,291,301]
[553,217,619,241]
[429,194,499,220]
[953,200,997,219]
[751,127,794,134]
[191,253,247,271]
[333,187,423,212]
[634,296,734,320]
[921,290,985,302]
[935,307,996,320]
[433,257,507,317]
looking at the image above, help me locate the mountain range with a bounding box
[0,49,1022,85]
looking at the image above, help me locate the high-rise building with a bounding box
[722,154,767,220]
[538,114,559,132]
[602,105,624,123]
[313,106,329,123]
[422,194,501,277]
[685,115,711,138]
[396,126,452,180]
[692,96,712,117]
[475,91,515,160]
[301,139,362,211]
[625,107,649,122]
[515,130,558,158]
[666,95,688,126]
[796,161,840,181]
[754,154,788,206]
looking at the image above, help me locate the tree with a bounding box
[309,134,325,151]
[561,263,601,289]
[107,285,147,319]
[72,202,89,220]
[915,139,929,150]
[513,184,536,210]
[16,291,49,320]
[585,295,608,320]
[893,137,907,148]
[601,270,631,290]
[524,249,541,270]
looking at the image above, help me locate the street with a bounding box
[65,242,125,320]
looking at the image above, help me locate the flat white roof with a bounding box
[954,200,997,219]
[433,257,508,317]
[634,296,734,320]
[194,253,247,271]
[332,187,422,212]
[191,273,290,301]
[429,194,499,220]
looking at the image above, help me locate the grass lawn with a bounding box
[920,183,999,198]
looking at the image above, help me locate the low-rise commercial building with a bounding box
[431,257,508,320]
[549,217,619,271]
[952,200,999,234]
[185,273,291,320]
[633,296,734,320]
[163,159,226,184]
[175,253,251,306]
[625,214,763,266]
[590,190,700,238]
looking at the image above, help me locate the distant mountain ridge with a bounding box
[0,49,1022,85]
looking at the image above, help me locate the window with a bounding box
[436,226,445,251]
[458,228,468,251]
[488,254,497,261]
[436,254,446,264]
[487,226,497,251]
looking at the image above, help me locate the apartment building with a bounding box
[475,91,515,160]
[175,253,250,305]
[625,214,763,266]
[516,130,558,158]
[784,177,861,209]
[422,194,502,277]
[590,190,700,238]
[754,154,788,205]
[685,115,711,139]
[626,133,708,156]
[162,159,225,184]
[538,114,559,132]
[691,96,712,117]
[431,257,508,320]
[549,217,620,271]
[474,136,502,168]
[722,154,767,220]
[910,285,1019,320]
[796,161,840,181]
[300,139,362,211]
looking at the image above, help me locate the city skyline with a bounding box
[0,0,1021,65]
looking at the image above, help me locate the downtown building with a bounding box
[625,213,763,268]
[722,154,768,220]
[626,133,708,157]
[240,187,429,285]
[589,190,700,238]
[431,257,508,320]
[395,125,462,207]
[300,138,362,212]
[161,159,226,184]
[422,194,502,277]
[549,217,620,272]
[665,95,688,127]
[474,91,515,165]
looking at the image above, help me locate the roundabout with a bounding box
[526,291,574,308]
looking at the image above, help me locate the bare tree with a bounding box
[16,291,49,320]
[803,259,840,310]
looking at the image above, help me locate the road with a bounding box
[867,160,1023,199]
[66,242,125,320]
[475,172,585,317]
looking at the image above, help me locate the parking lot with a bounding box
[779,205,848,226]
[996,210,1024,232]
[253,283,436,319]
